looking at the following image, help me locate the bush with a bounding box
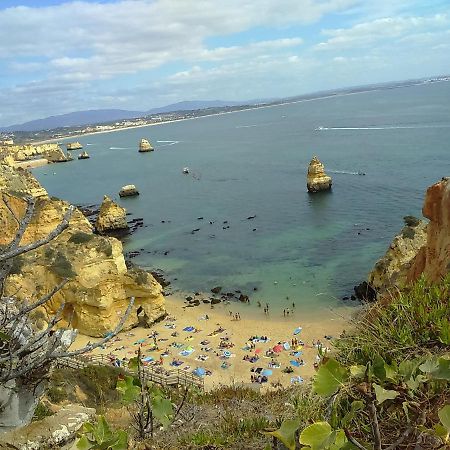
[69,231,94,244]
[49,250,76,278]
[47,385,67,404]
[32,402,53,421]
[403,215,421,227]
[402,226,416,239]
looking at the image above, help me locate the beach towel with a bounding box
[293,327,302,335]
[291,376,304,384]
[290,360,301,367]
[283,342,291,350]
[193,367,206,377]
[170,360,183,367]
[261,369,273,376]
[142,356,154,362]
[292,351,303,357]
[183,326,195,332]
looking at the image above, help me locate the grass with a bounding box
[336,276,450,366]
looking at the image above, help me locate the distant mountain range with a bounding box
[0,100,244,132]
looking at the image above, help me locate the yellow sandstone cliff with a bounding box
[306,156,332,192]
[0,164,165,337]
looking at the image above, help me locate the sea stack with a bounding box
[66,142,83,150]
[96,195,129,233]
[139,138,154,152]
[119,184,139,197]
[306,156,332,193]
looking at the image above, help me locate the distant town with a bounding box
[1,74,449,146]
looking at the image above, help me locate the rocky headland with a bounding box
[363,177,450,298]
[0,164,165,337]
[0,143,71,167]
[306,156,332,192]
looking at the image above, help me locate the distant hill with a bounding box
[1,100,244,132]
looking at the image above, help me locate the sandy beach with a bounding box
[74,293,357,391]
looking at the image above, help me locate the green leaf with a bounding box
[384,363,398,382]
[438,405,450,434]
[109,430,128,450]
[438,319,450,345]
[116,376,140,404]
[263,419,300,450]
[372,355,386,382]
[75,435,94,450]
[313,359,349,397]
[127,357,139,372]
[373,384,399,404]
[398,359,421,380]
[151,395,174,429]
[94,416,112,444]
[349,365,366,379]
[419,358,439,374]
[430,357,450,381]
[341,400,364,428]
[434,424,449,440]
[328,429,348,449]
[299,422,333,449]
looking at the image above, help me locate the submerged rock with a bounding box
[96,195,129,234]
[139,138,154,152]
[306,156,332,193]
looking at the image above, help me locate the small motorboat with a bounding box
[182,167,190,174]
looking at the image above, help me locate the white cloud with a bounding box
[315,13,449,50]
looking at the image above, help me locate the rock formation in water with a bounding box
[119,184,139,197]
[408,177,450,282]
[0,143,71,165]
[66,142,83,150]
[139,138,154,152]
[95,195,129,234]
[306,156,332,192]
[368,217,427,292]
[0,164,165,337]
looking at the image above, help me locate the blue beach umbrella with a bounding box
[261,369,273,376]
[293,327,302,335]
[193,367,206,377]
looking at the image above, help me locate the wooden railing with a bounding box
[56,354,204,390]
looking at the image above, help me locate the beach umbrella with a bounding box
[193,367,206,377]
[254,348,262,354]
[223,350,231,358]
[293,327,302,335]
[261,369,273,376]
[283,342,291,350]
[273,344,283,353]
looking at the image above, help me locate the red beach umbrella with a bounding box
[273,344,283,353]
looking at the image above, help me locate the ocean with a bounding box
[33,81,450,318]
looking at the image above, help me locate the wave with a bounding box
[315,124,450,131]
[157,140,179,147]
[328,170,365,176]
[236,124,260,128]
[109,146,131,150]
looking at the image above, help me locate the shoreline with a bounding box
[74,292,358,391]
[32,81,435,145]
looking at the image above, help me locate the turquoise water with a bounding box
[33,82,450,314]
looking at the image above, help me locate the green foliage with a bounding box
[73,415,128,450]
[438,405,450,442]
[47,385,68,404]
[49,250,77,278]
[32,402,54,421]
[116,375,140,404]
[403,215,421,227]
[313,359,349,396]
[69,231,95,244]
[373,384,398,404]
[401,226,416,239]
[263,419,300,450]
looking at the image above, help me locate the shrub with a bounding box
[69,231,94,244]
[47,385,67,404]
[402,226,416,239]
[32,402,53,421]
[403,215,421,227]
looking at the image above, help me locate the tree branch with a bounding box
[0,205,75,263]
[343,428,366,450]
[368,401,382,450]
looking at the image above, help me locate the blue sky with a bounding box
[0,0,449,126]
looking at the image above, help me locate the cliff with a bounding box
[368,177,450,293]
[408,177,450,282]
[0,143,70,164]
[0,164,165,337]
[306,156,332,192]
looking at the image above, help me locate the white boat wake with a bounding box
[328,170,365,176]
[109,147,131,150]
[315,124,450,131]
[157,140,179,147]
[235,124,260,128]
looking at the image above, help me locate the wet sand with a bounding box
[74,293,357,391]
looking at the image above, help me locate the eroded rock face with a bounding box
[139,138,154,152]
[66,142,83,150]
[408,177,450,282]
[95,195,129,233]
[0,165,165,337]
[307,156,332,192]
[0,143,70,164]
[368,218,427,292]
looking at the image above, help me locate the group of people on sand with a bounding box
[228,311,242,320]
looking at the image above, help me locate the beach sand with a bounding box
[73,293,357,391]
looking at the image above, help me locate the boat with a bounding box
[182,167,190,174]
[78,151,90,160]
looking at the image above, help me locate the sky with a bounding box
[0,0,449,126]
